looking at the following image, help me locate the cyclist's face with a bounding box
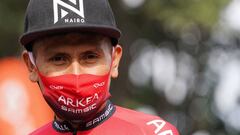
[23,33,122,82]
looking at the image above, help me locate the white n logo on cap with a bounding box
[53,0,84,24]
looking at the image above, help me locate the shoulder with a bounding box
[113,106,180,135]
[29,122,57,135]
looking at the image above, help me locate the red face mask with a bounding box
[38,70,111,122]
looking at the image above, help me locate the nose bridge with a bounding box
[70,60,82,75]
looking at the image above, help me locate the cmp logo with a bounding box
[53,0,85,24]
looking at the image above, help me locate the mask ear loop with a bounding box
[28,52,36,66]
[28,52,43,88]
[28,52,47,78]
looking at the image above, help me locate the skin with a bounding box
[22,32,122,126]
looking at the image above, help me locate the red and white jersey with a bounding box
[30,101,179,135]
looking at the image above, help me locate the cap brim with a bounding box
[20,25,121,48]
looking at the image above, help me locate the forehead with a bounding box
[32,32,111,53]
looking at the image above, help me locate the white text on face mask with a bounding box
[93,82,105,88]
[61,103,97,114]
[58,93,99,107]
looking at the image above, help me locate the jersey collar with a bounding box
[52,100,116,133]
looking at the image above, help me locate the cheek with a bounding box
[35,56,64,76]
[84,65,111,75]
[37,63,65,77]
[82,58,112,75]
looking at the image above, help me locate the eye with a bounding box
[86,53,98,59]
[49,54,68,66]
[82,52,100,64]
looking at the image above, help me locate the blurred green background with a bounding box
[1,0,240,135]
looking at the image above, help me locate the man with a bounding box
[20,0,180,134]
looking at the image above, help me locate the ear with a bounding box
[22,50,39,82]
[111,44,122,78]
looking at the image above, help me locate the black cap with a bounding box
[20,0,121,51]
